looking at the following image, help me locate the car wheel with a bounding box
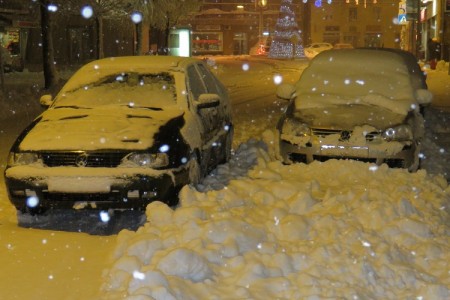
[188,152,204,186]
[18,203,47,215]
[408,142,421,172]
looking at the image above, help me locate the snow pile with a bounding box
[100,138,449,299]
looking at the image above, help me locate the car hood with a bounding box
[293,103,407,130]
[19,106,184,151]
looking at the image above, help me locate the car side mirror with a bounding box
[415,89,433,105]
[197,93,220,109]
[40,94,53,107]
[276,83,296,100]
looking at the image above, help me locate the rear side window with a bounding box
[197,63,224,95]
[187,65,207,101]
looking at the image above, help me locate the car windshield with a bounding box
[53,72,176,109]
[294,49,417,116]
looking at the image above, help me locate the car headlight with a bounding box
[8,152,40,166]
[123,152,169,168]
[282,118,311,137]
[382,125,413,141]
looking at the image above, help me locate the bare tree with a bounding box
[39,0,60,90]
[144,0,201,53]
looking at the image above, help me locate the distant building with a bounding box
[0,0,135,71]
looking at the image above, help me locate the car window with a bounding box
[196,63,225,96]
[187,65,207,101]
[54,72,176,108]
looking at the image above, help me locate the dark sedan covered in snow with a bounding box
[5,56,233,214]
[276,48,432,171]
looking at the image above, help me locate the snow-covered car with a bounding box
[5,56,233,214]
[276,49,433,171]
[303,42,333,59]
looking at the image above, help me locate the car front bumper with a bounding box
[279,138,419,170]
[5,165,190,211]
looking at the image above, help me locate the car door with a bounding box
[196,62,230,125]
[186,63,223,142]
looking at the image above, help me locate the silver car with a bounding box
[276,49,432,171]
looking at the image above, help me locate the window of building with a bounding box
[192,32,223,53]
[349,7,357,22]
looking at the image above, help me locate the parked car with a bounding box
[276,49,432,171]
[303,42,333,59]
[333,43,353,49]
[5,56,233,214]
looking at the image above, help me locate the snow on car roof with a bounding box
[61,56,202,92]
[295,49,417,115]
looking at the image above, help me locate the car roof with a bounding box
[357,47,427,88]
[62,56,203,92]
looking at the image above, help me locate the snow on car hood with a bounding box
[294,99,408,129]
[18,106,184,151]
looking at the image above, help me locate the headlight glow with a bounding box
[124,152,169,168]
[282,118,311,137]
[382,125,413,141]
[8,152,40,166]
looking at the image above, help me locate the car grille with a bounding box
[311,128,380,141]
[41,151,128,167]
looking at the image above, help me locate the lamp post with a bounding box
[256,0,268,42]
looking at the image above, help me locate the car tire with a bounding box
[408,142,421,172]
[188,152,204,187]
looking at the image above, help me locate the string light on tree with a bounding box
[268,0,304,59]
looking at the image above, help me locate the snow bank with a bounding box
[100,138,449,299]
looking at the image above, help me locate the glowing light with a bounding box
[273,74,283,85]
[99,211,110,223]
[47,4,58,12]
[81,5,93,19]
[133,270,146,280]
[159,144,170,153]
[242,63,250,71]
[26,196,39,208]
[131,12,143,24]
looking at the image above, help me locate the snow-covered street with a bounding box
[0,56,449,299]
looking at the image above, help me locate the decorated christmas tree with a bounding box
[268,0,304,59]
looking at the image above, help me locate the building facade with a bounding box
[179,0,403,56]
[0,0,135,72]
[0,0,447,71]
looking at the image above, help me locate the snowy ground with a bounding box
[0,56,449,299]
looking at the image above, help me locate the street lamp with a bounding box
[256,0,268,42]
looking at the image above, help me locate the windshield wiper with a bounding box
[53,105,91,109]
